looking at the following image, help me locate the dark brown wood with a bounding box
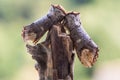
[50,24,74,80]
[22,5,66,44]
[26,43,53,80]
[65,12,99,67]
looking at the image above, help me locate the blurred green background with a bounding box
[0,0,120,80]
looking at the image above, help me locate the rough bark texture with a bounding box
[50,24,74,80]
[22,5,66,44]
[26,43,53,80]
[65,12,99,67]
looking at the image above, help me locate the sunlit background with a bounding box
[0,0,120,80]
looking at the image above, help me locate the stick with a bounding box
[50,24,74,80]
[26,43,53,80]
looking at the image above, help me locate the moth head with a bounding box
[22,23,40,45]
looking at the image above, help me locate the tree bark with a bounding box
[26,43,53,80]
[26,24,75,80]
[50,24,75,80]
[65,12,99,67]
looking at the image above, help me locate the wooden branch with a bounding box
[50,24,74,80]
[22,5,66,44]
[26,43,53,80]
[65,12,99,68]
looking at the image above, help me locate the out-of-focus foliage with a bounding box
[0,0,120,80]
[70,0,94,5]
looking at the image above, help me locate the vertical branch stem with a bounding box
[50,24,74,80]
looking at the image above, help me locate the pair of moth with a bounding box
[22,5,99,80]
